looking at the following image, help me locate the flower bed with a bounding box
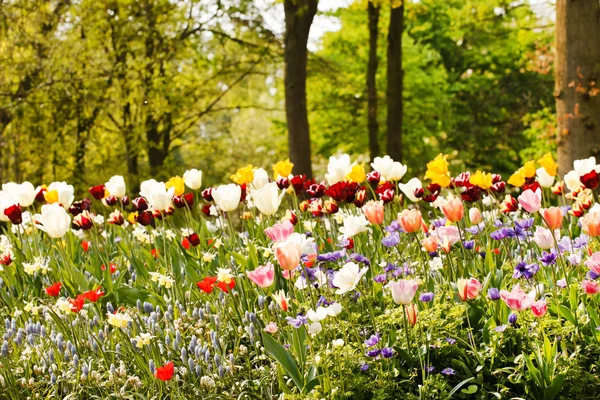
[0,154,599,398]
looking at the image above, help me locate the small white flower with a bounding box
[332,262,368,294]
[332,339,345,348]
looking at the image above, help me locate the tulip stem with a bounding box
[402,305,412,355]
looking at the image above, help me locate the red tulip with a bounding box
[83,287,105,302]
[155,361,174,381]
[89,185,106,200]
[45,282,62,297]
[196,277,218,293]
[4,204,22,225]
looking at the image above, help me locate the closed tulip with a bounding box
[541,207,563,230]
[2,181,36,207]
[252,182,284,216]
[105,175,127,198]
[183,169,203,190]
[275,242,301,271]
[406,303,417,326]
[398,209,422,233]
[362,200,385,225]
[389,279,419,305]
[212,184,242,212]
[441,197,464,222]
[517,188,541,213]
[34,203,71,238]
[581,212,600,237]
[456,277,482,301]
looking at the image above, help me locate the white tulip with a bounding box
[564,170,583,192]
[212,184,242,212]
[371,155,407,182]
[252,182,283,216]
[332,262,368,294]
[146,183,174,211]
[34,203,71,238]
[573,156,599,176]
[105,175,127,198]
[339,214,369,239]
[536,167,554,188]
[183,169,203,190]
[325,154,353,185]
[2,182,36,207]
[252,168,270,189]
[398,178,423,202]
[139,179,161,200]
[46,181,75,209]
[307,307,329,322]
[0,191,18,222]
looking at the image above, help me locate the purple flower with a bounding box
[316,295,333,307]
[465,222,485,234]
[490,228,509,241]
[573,234,588,249]
[508,313,517,325]
[588,270,600,280]
[513,225,531,240]
[386,220,401,233]
[419,292,434,302]
[513,261,539,280]
[373,274,387,284]
[445,338,456,345]
[285,315,308,329]
[567,253,582,266]
[494,325,507,332]
[364,333,380,347]
[352,254,370,266]
[515,218,534,230]
[557,236,572,253]
[487,288,500,301]
[441,368,455,376]
[463,240,475,250]
[425,365,435,372]
[384,263,397,273]
[317,249,346,262]
[381,347,394,358]
[381,232,400,247]
[539,251,557,266]
[557,279,567,289]
[432,217,447,228]
[366,349,381,358]
[360,363,370,371]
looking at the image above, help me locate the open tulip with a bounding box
[252,168,270,189]
[2,182,36,207]
[582,280,600,295]
[252,182,284,216]
[34,203,71,238]
[212,184,242,212]
[398,209,422,233]
[518,188,541,213]
[265,221,294,243]
[500,285,536,311]
[339,215,369,239]
[422,235,438,252]
[362,200,384,225]
[370,155,407,182]
[531,299,547,317]
[45,181,75,209]
[441,197,464,222]
[541,207,563,230]
[332,262,368,294]
[398,178,423,203]
[584,252,600,274]
[143,181,175,211]
[272,290,289,311]
[389,279,419,305]
[275,242,301,271]
[456,277,482,301]
[246,263,275,288]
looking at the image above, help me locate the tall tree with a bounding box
[367,1,380,162]
[386,1,403,161]
[555,0,600,177]
[284,0,318,178]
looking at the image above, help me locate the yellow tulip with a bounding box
[230,165,255,185]
[346,163,366,183]
[273,159,294,178]
[537,153,557,177]
[166,176,185,196]
[469,170,493,190]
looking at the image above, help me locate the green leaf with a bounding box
[544,374,565,400]
[448,377,475,397]
[261,333,304,391]
[461,384,478,394]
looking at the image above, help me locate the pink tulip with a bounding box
[582,280,600,295]
[531,299,547,317]
[584,252,600,275]
[275,242,301,271]
[264,322,278,333]
[441,197,464,223]
[532,226,556,250]
[398,209,422,233]
[518,188,542,213]
[422,235,438,253]
[581,212,600,237]
[389,279,419,305]
[265,221,294,243]
[456,277,481,301]
[362,200,385,225]
[246,263,275,288]
[500,285,536,311]
[469,208,483,225]
[541,207,563,230]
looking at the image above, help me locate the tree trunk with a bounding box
[386,3,404,162]
[367,2,380,162]
[555,0,600,177]
[284,0,318,178]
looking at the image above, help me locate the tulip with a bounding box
[132,197,148,211]
[370,155,407,182]
[4,204,22,225]
[441,197,464,222]
[574,156,598,177]
[325,154,353,185]
[0,191,18,222]
[275,242,301,271]
[398,178,423,202]
[422,235,438,252]
[73,210,94,230]
[339,215,370,239]
[581,212,600,237]
[34,203,71,238]
[142,181,174,211]
[246,263,275,288]
[584,252,600,274]
[155,361,174,381]
[532,226,556,249]
[252,168,270,189]
[212,184,242,212]
[456,277,482,301]
[517,188,541,213]
[541,207,563,230]
[265,221,294,243]
[389,279,419,305]
[582,280,600,295]
[398,209,422,233]
[45,181,75,209]
[89,185,106,200]
[362,200,384,225]
[500,194,519,213]
[406,303,417,326]
[499,285,536,311]
[469,208,483,225]
[264,322,278,334]
[2,182,36,207]
[332,262,368,294]
[252,182,284,216]
[536,167,554,188]
[45,282,62,297]
[531,299,547,317]
[105,175,127,198]
[564,170,583,192]
[272,290,289,311]
[183,169,203,190]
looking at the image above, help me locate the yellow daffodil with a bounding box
[231,165,254,185]
[522,160,536,178]
[538,153,557,177]
[217,267,234,284]
[273,159,294,178]
[469,170,493,190]
[424,154,451,187]
[507,169,526,187]
[346,163,366,183]
[166,176,185,196]
[107,312,132,329]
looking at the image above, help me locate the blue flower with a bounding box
[441,368,455,376]
[419,292,434,302]
[381,232,400,247]
[432,218,447,228]
[508,313,518,324]
[386,220,401,233]
[515,218,534,230]
[487,288,500,300]
[463,240,475,250]
[425,365,435,372]
[317,249,346,262]
[490,228,509,241]
[316,295,333,307]
[360,363,370,371]
[373,274,387,284]
[445,338,456,345]
[573,234,588,249]
[381,347,394,358]
[366,349,381,358]
[352,254,371,266]
[465,222,485,234]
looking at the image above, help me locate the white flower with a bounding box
[429,257,443,271]
[370,155,407,182]
[536,167,554,188]
[46,181,75,208]
[105,175,127,198]
[135,332,155,348]
[303,220,316,232]
[183,169,203,190]
[107,312,132,329]
[217,268,234,284]
[34,203,71,238]
[307,307,329,322]
[307,322,322,335]
[398,178,422,202]
[23,261,40,276]
[252,168,270,189]
[142,181,174,211]
[332,262,368,294]
[0,191,18,222]
[212,184,241,212]
[326,302,343,316]
[202,252,216,262]
[339,215,369,239]
[159,275,174,288]
[573,156,599,176]
[200,376,215,388]
[1,182,36,207]
[325,154,353,185]
[482,195,494,207]
[332,339,345,348]
[564,170,583,192]
[252,182,284,216]
[56,298,72,314]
